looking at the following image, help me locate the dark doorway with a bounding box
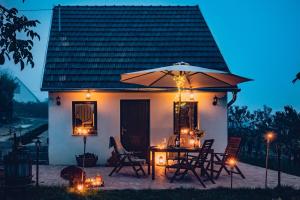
[120,100,150,159]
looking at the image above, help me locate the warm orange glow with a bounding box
[189,138,195,146]
[265,131,276,142]
[83,174,104,188]
[86,91,91,99]
[158,156,164,165]
[155,152,166,166]
[75,126,90,135]
[228,157,237,168]
[189,91,195,101]
[76,184,85,192]
[181,128,189,135]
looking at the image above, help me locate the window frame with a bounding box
[173,101,198,134]
[72,101,97,136]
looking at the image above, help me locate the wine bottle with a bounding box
[175,135,180,147]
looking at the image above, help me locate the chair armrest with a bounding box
[214,153,226,161]
[187,155,198,159]
[131,151,143,154]
[214,153,226,155]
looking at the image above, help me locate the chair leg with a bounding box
[139,163,146,176]
[131,164,140,178]
[110,157,126,176]
[203,167,215,184]
[223,165,231,175]
[116,164,123,173]
[179,169,188,180]
[235,165,245,179]
[109,163,121,176]
[170,168,180,183]
[191,168,206,188]
[215,165,224,179]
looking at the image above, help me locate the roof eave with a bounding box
[41,87,241,93]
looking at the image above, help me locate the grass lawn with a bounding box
[1,186,300,200]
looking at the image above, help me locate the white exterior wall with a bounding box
[48,91,228,165]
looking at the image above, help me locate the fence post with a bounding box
[35,138,41,187]
[276,143,281,187]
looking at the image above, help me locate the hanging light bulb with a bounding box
[86,90,91,100]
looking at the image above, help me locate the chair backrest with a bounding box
[194,139,214,164]
[109,136,126,155]
[224,137,242,161]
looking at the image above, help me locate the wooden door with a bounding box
[120,100,150,159]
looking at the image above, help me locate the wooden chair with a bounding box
[164,135,188,175]
[168,139,215,188]
[213,137,245,179]
[108,136,146,178]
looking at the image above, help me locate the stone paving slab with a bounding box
[32,163,300,190]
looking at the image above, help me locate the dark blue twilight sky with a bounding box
[2,0,300,111]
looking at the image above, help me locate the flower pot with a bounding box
[76,153,98,167]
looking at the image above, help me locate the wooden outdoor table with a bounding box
[148,146,214,180]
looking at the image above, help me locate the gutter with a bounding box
[227,91,238,108]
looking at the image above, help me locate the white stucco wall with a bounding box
[48,91,228,165]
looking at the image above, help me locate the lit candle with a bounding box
[158,156,164,165]
[189,138,195,146]
[76,183,84,192]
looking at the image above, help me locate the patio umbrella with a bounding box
[121,62,251,89]
[121,62,251,144]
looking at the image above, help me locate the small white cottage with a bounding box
[41,5,247,165]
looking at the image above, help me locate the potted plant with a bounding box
[76,152,98,167]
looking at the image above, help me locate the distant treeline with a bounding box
[13,101,48,119]
[228,105,300,164]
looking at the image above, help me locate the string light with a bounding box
[173,75,185,89]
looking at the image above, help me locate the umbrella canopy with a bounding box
[121,62,251,89]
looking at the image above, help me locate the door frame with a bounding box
[120,99,150,157]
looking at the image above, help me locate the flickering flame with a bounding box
[76,184,84,192]
[265,131,275,142]
[82,175,104,188]
[155,153,166,166]
[76,127,89,135]
[228,157,237,168]
[158,156,165,165]
[181,128,189,135]
[189,138,195,146]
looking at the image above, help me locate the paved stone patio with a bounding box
[33,163,300,190]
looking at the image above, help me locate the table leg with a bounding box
[148,150,151,175]
[152,150,155,180]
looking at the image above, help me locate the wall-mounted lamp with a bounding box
[56,96,61,106]
[212,96,219,106]
[212,95,225,106]
[86,90,91,100]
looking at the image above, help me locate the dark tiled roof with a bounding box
[41,5,229,91]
